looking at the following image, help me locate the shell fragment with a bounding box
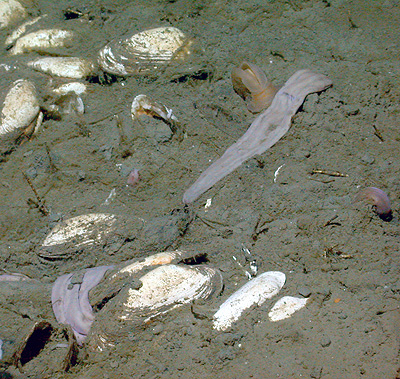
[268,296,308,322]
[213,271,286,331]
[0,0,26,29]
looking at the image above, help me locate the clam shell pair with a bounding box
[213,271,308,330]
[0,79,42,154]
[98,26,192,76]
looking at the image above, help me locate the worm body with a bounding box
[355,187,392,221]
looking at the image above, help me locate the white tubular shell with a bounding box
[9,29,74,55]
[213,271,286,331]
[98,26,190,76]
[0,79,40,152]
[0,0,26,29]
[27,57,96,79]
[268,296,308,322]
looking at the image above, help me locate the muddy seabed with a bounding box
[1,0,400,378]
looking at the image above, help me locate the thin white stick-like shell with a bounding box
[0,79,40,153]
[9,29,74,55]
[213,271,286,331]
[27,57,96,79]
[0,0,26,29]
[98,26,190,76]
[183,70,332,203]
[268,296,308,322]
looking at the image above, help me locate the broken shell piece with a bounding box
[213,271,285,331]
[0,0,26,29]
[98,26,192,76]
[9,29,75,55]
[52,82,87,96]
[27,57,96,79]
[87,264,223,350]
[0,79,41,154]
[131,94,182,139]
[231,61,279,113]
[268,296,308,322]
[39,213,118,260]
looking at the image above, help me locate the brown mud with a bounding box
[0,0,400,378]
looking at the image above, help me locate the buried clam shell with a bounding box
[9,28,75,55]
[0,79,42,154]
[0,0,26,29]
[268,296,308,322]
[98,26,192,76]
[213,271,285,331]
[27,57,96,79]
[87,264,223,350]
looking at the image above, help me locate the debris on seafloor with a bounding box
[183,69,332,203]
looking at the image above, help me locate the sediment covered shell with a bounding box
[0,79,41,154]
[0,0,26,29]
[27,57,96,79]
[268,296,308,322]
[213,271,286,331]
[98,26,192,76]
[9,28,75,55]
[39,213,119,260]
[87,264,223,350]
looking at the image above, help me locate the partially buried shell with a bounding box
[87,264,223,351]
[0,79,42,154]
[98,26,193,76]
[27,57,96,79]
[0,0,26,29]
[268,296,308,322]
[213,271,286,331]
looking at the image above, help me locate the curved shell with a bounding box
[87,264,223,351]
[9,28,75,55]
[0,0,26,29]
[39,213,118,260]
[27,57,96,79]
[98,26,192,76]
[213,271,286,331]
[0,79,40,154]
[268,296,308,322]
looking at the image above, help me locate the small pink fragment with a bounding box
[127,168,140,186]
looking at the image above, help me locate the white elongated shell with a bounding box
[268,296,308,322]
[40,213,117,259]
[5,15,43,46]
[52,82,86,96]
[213,271,286,331]
[0,0,26,29]
[9,28,74,55]
[27,57,96,79]
[0,79,40,152]
[98,26,191,76]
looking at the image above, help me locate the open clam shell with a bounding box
[98,26,192,76]
[87,264,223,351]
[0,79,41,154]
[213,271,286,331]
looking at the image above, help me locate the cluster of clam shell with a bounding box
[0,0,198,155]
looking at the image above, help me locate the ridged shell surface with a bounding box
[213,271,286,331]
[0,79,40,153]
[98,26,190,76]
[0,0,26,29]
[27,57,96,79]
[87,264,223,350]
[268,296,308,322]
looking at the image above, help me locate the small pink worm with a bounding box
[127,168,140,186]
[355,187,392,221]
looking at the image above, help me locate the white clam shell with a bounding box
[27,57,96,79]
[0,0,26,29]
[213,271,286,331]
[40,213,118,260]
[0,79,40,153]
[268,296,308,322]
[87,263,223,350]
[98,26,191,76]
[52,82,87,96]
